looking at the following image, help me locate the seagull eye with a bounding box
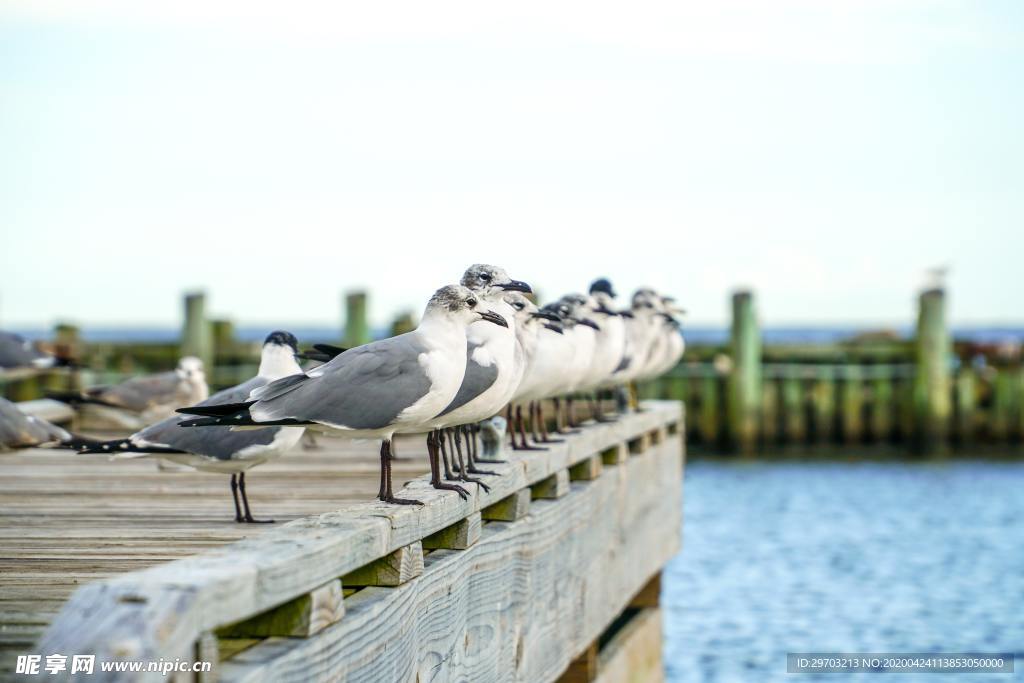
[467,298,477,307]
[480,273,491,281]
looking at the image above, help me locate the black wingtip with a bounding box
[176,400,255,418]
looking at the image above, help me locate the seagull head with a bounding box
[259,330,303,378]
[176,356,206,384]
[428,284,509,328]
[264,330,299,353]
[560,294,602,331]
[461,264,532,298]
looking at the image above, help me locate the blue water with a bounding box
[663,459,1024,682]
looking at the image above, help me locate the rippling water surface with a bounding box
[662,459,1024,682]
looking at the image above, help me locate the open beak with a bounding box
[478,310,509,327]
[543,323,564,334]
[576,318,601,330]
[530,311,561,322]
[498,279,532,294]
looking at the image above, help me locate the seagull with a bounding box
[506,293,563,447]
[0,331,60,370]
[176,285,508,506]
[78,331,306,523]
[428,264,532,477]
[555,295,600,427]
[643,296,686,380]
[0,397,96,450]
[49,356,209,424]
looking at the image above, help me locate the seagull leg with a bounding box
[451,428,491,491]
[438,428,458,480]
[461,425,497,475]
[537,401,563,443]
[302,431,321,450]
[590,393,615,423]
[505,405,516,448]
[427,430,469,500]
[238,472,274,523]
[380,438,422,505]
[230,474,243,523]
[514,404,546,451]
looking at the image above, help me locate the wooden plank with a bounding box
[593,608,664,683]
[629,573,661,609]
[481,490,531,522]
[600,444,628,467]
[558,641,598,683]
[568,455,602,482]
[217,580,345,638]
[422,513,482,551]
[342,543,424,588]
[532,470,570,500]
[23,402,681,675]
[217,431,683,682]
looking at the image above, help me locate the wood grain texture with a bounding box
[217,427,683,683]
[481,490,531,522]
[217,580,345,638]
[17,402,682,682]
[422,513,482,551]
[531,470,570,499]
[342,543,424,588]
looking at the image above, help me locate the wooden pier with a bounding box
[1,401,683,682]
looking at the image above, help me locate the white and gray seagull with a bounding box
[79,331,307,523]
[49,356,209,424]
[427,264,532,479]
[0,331,60,370]
[177,285,508,506]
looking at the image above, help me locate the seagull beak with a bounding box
[595,304,617,316]
[543,323,564,334]
[576,318,601,330]
[498,279,532,294]
[619,310,635,318]
[478,310,509,327]
[530,311,561,322]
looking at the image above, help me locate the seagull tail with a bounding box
[77,438,188,455]
[296,344,348,363]
[45,390,115,408]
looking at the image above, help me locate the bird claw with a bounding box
[466,466,498,476]
[431,482,471,500]
[240,517,275,524]
[460,476,491,492]
[475,458,508,464]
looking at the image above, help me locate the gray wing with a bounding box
[93,371,183,411]
[0,332,50,369]
[251,333,433,430]
[132,377,280,460]
[436,342,498,417]
[0,397,69,448]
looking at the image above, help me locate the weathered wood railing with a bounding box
[31,401,684,682]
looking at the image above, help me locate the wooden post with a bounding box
[991,369,1012,442]
[727,290,761,454]
[781,373,806,444]
[210,319,236,361]
[182,292,213,371]
[761,377,779,445]
[954,367,976,446]
[811,366,836,444]
[343,290,370,348]
[698,372,719,447]
[870,370,895,443]
[841,366,864,445]
[389,311,416,337]
[912,288,951,453]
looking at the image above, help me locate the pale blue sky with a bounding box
[1,1,1021,328]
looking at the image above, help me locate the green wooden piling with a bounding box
[390,311,416,337]
[727,290,762,454]
[841,366,865,444]
[781,372,806,443]
[761,378,779,445]
[912,288,952,453]
[211,319,236,360]
[811,366,836,443]
[343,291,370,348]
[699,373,719,446]
[181,292,213,371]
[870,371,894,443]
[954,367,976,445]
[991,369,1013,442]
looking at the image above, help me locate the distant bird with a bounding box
[0,331,59,370]
[177,286,508,506]
[0,397,97,451]
[78,332,306,523]
[430,264,532,480]
[49,357,209,424]
[507,293,563,446]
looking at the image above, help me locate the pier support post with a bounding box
[727,290,762,454]
[912,288,951,454]
[343,290,370,348]
[182,292,213,372]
